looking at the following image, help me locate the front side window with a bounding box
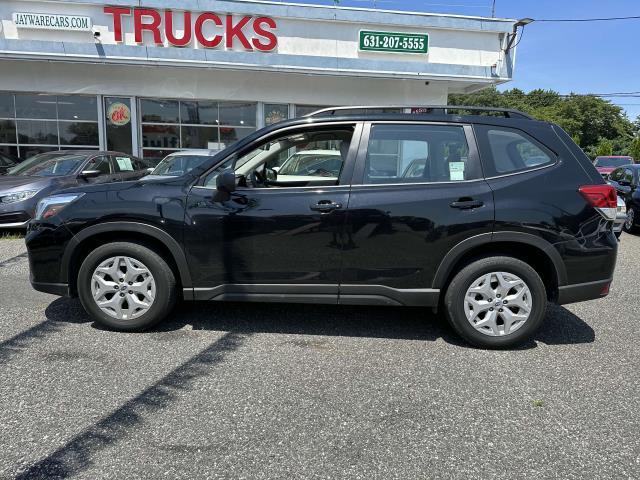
[609,168,623,182]
[476,125,555,176]
[364,124,477,184]
[204,127,354,189]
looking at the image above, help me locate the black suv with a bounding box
[25,106,618,348]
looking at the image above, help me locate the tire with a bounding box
[77,242,177,331]
[444,256,547,349]
[615,230,622,239]
[623,206,637,233]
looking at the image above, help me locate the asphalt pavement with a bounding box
[0,234,638,479]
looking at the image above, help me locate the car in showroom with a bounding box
[593,155,634,179]
[25,106,618,348]
[0,150,147,228]
[142,150,219,181]
[607,164,640,233]
[0,151,19,175]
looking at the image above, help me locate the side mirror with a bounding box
[79,169,102,179]
[146,167,154,173]
[619,179,631,187]
[213,169,236,202]
[272,166,280,173]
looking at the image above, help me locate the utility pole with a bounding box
[491,0,496,17]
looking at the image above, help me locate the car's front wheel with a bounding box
[77,242,177,331]
[444,256,547,348]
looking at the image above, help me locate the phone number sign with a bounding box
[359,30,429,54]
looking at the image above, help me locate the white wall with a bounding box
[0,59,449,105]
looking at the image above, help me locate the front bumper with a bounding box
[0,211,31,228]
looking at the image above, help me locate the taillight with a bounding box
[579,184,617,220]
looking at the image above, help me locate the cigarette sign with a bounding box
[12,12,92,32]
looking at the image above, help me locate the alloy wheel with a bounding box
[90,256,156,320]
[625,208,635,231]
[464,271,533,336]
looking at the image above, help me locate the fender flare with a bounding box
[432,231,568,289]
[61,221,192,288]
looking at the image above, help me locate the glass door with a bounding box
[104,97,134,154]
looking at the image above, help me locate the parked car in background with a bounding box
[142,150,219,181]
[25,106,618,348]
[613,196,627,239]
[0,151,19,175]
[0,150,147,228]
[594,156,634,179]
[608,164,640,233]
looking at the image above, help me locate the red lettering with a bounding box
[251,17,277,51]
[103,6,131,42]
[134,8,162,45]
[195,13,223,48]
[226,15,252,50]
[165,10,192,47]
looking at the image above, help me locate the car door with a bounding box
[183,122,363,302]
[340,121,494,305]
[82,154,120,184]
[612,168,635,202]
[112,154,146,182]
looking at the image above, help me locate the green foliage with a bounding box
[594,138,614,157]
[628,136,640,162]
[448,87,635,159]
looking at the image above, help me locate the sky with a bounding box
[273,0,640,121]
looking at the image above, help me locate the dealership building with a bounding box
[0,0,518,160]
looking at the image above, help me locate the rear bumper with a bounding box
[557,278,612,305]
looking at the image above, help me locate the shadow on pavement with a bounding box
[14,331,250,480]
[44,297,595,348]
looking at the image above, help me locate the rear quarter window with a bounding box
[475,125,556,177]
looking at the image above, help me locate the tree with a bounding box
[594,138,614,157]
[628,136,640,163]
[448,87,634,158]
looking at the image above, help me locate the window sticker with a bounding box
[116,156,133,171]
[449,161,465,181]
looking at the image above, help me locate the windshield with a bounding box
[8,154,86,177]
[595,157,633,168]
[278,153,342,176]
[152,155,211,176]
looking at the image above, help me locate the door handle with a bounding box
[310,201,342,212]
[450,199,484,210]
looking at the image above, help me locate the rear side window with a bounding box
[476,125,555,177]
[609,168,623,182]
[364,124,481,184]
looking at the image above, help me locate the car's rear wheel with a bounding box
[444,256,546,348]
[623,206,637,233]
[77,242,177,331]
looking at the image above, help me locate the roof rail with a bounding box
[305,105,534,120]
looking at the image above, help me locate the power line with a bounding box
[534,15,640,23]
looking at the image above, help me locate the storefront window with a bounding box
[180,101,218,125]
[140,98,257,157]
[295,105,328,117]
[0,94,14,118]
[57,95,98,121]
[0,92,100,158]
[17,120,58,144]
[0,120,16,144]
[140,99,180,123]
[264,104,289,126]
[59,121,99,145]
[105,97,133,154]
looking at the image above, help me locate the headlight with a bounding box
[35,193,84,221]
[0,190,39,204]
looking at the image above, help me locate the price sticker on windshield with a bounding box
[359,30,429,54]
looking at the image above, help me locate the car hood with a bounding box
[0,175,56,193]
